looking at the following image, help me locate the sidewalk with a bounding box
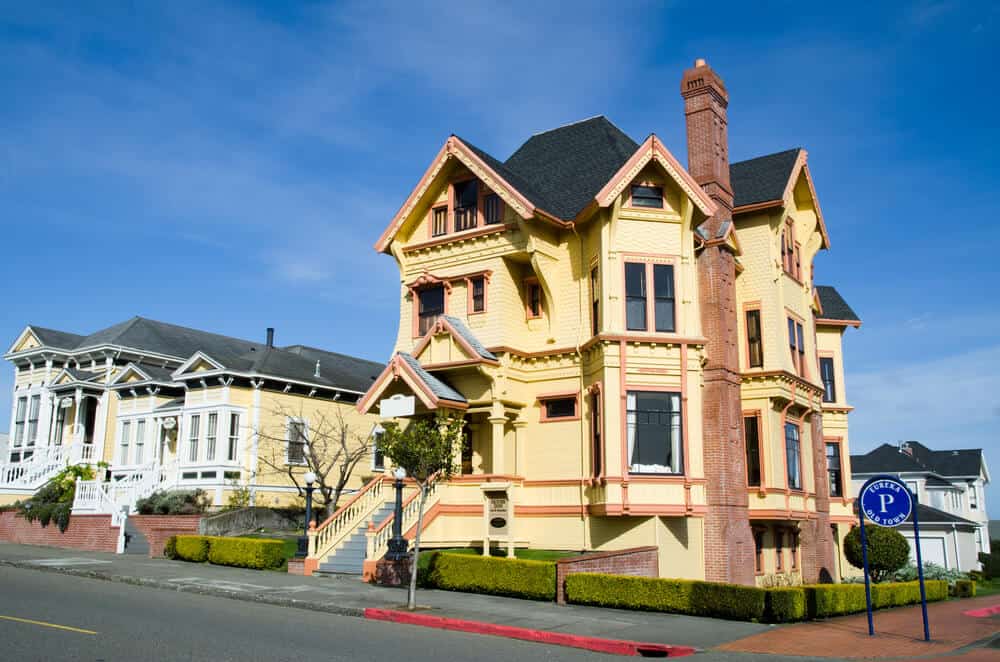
[0,542,764,653]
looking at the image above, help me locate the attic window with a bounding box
[454,180,478,231]
[630,185,663,208]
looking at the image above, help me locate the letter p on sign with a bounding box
[879,493,895,513]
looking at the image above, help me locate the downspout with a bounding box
[570,222,591,548]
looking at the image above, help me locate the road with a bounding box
[0,565,611,662]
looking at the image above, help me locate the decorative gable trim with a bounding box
[109,363,154,385]
[411,316,500,367]
[171,351,225,379]
[595,136,716,218]
[6,327,44,356]
[375,136,538,254]
[357,354,468,415]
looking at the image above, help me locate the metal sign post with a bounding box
[858,475,930,642]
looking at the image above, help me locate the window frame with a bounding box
[628,183,665,209]
[469,276,486,314]
[452,179,478,232]
[784,421,802,491]
[415,284,447,336]
[228,413,240,462]
[787,314,807,377]
[12,396,26,448]
[743,412,763,488]
[789,529,800,571]
[206,412,218,462]
[134,419,146,465]
[590,265,600,337]
[819,356,837,403]
[623,257,678,334]
[26,394,40,447]
[745,306,763,369]
[430,205,448,237]
[524,278,543,320]
[753,528,766,575]
[625,389,684,475]
[825,438,844,498]
[538,393,579,423]
[483,192,503,225]
[286,418,308,466]
[775,528,785,572]
[372,426,385,471]
[120,420,132,465]
[589,387,604,480]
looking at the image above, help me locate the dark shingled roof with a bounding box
[907,503,977,527]
[729,148,801,208]
[128,363,179,384]
[852,442,985,478]
[502,117,639,220]
[441,316,497,361]
[817,286,861,323]
[398,353,466,403]
[30,326,85,350]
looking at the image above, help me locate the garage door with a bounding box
[905,535,947,568]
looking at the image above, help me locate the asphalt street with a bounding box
[0,564,827,662]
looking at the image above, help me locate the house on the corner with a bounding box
[851,441,990,572]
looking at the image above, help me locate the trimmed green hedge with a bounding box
[765,587,807,623]
[428,552,556,601]
[175,535,211,563]
[801,581,948,619]
[171,535,285,570]
[565,573,766,622]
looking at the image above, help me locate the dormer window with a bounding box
[630,184,663,208]
[484,193,502,225]
[453,180,478,231]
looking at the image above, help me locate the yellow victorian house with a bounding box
[300,59,863,584]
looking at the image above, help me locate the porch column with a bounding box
[72,388,83,445]
[513,417,528,476]
[488,416,507,475]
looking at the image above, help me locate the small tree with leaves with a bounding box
[255,402,373,520]
[845,524,911,582]
[377,413,464,610]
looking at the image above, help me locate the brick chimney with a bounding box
[681,58,733,216]
[682,58,754,586]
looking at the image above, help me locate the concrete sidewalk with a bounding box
[0,542,766,652]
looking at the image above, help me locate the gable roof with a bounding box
[730,148,802,208]
[397,353,466,403]
[907,503,977,527]
[851,442,986,479]
[440,316,497,361]
[30,326,86,350]
[816,286,861,326]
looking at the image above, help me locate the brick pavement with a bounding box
[717,594,999,658]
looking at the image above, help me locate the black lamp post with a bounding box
[385,467,408,561]
[296,471,317,558]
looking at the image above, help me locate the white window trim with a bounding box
[371,424,385,472]
[285,417,309,466]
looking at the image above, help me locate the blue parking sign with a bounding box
[859,477,913,527]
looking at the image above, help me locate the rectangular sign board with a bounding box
[379,394,415,418]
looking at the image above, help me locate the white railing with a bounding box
[366,477,442,562]
[0,445,69,489]
[308,475,388,562]
[72,460,179,516]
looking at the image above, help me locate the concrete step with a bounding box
[123,519,149,556]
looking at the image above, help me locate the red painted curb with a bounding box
[364,608,696,657]
[962,604,1000,618]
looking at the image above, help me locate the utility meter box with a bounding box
[481,483,514,558]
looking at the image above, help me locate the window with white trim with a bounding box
[228,413,240,462]
[134,420,145,464]
[119,421,131,465]
[188,414,200,462]
[287,419,307,465]
[27,395,40,447]
[206,412,218,461]
[626,391,682,474]
[969,483,978,510]
[13,397,26,447]
[53,405,66,446]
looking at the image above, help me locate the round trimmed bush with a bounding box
[845,525,910,582]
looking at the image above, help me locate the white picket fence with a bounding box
[72,461,179,516]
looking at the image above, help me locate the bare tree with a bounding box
[255,401,373,519]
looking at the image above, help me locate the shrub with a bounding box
[429,553,555,601]
[844,525,910,582]
[163,535,178,560]
[136,489,210,516]
[208,537,285,570]
[174,535,211,562]
[16,464,96,533]
[565,573,766,622]
[955,579,976,598]
[979,552,999,579]
[765,587,807,623]
[894,561,967,587]
[803,580,947,618]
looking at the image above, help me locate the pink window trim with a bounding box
[538,392,580,423]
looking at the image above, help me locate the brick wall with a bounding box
[0,510,118,552]
[555,546,658,604]
[129,515,202,557]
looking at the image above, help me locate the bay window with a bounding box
[13,397,26,447]
[188,414,200,462]
[826,441,843,497]
[625,261,675,333]
[228,413,240,462]
[788,317,806,377]
[27,395,40,446]
[135,420,145,464]
[785,422,802,490]
[626,391,682,474]
[206,412,218,461]
[120,421,131,465]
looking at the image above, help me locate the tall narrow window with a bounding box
[431,206,448,237]
[453,180,478,231]
[287,420,307,465]
[820,357,836,402]
[590,391,602,478]
[590,267,600,336]
[228,413,240,462]
[775,529,784,571]
[969,483,978,510]
[826,441,843,497]
[744,415,761,487]
[754,530,765,573]
[630,184,663,208]
[206,412,218,461]
[53,405,65,446]
[785,422,801,490]
[417,285,445,335]
[525,280,543,319]
[790,530,800,570]
[134,420,145,464]
[188,414,200,462]
[625,262,647,331]
[484,193,502,225]
[373,430,385,471]
[782,219,796,275]
[26,395,40,446]
[653,264,675,332]
[788,318,806,376]
[120,421,131,465]
[746,309,763,368]
[626,391,682,474]
[470,276,485,313]
[13,397,26,447]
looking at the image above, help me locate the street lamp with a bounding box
[296,471,318,558]
[385,467,408,561]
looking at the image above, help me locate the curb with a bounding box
[0,559,365,618]
[365,608,696,657]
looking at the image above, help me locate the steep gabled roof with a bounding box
[439,316,497,361]
[851,444,928,474]
[502,116,640,219]
[30,326,85,350]
[730,148,802,208]
[397,353,466,403]
[852,441,986,479]
[816,286,861,326]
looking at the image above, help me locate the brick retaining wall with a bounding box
[129,515,202,557]
[0,510,119,553]
[555,546,659,604]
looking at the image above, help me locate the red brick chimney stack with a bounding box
[680,58,734,218]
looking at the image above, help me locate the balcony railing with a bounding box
[454,205,477,232]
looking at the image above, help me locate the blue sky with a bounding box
[2,2,998,503]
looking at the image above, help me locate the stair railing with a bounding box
[366,474,442,562]
[308,475,387,561]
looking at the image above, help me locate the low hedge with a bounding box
[171,535,285,570]
[765,587,807,623]
[803,581,948,619]
[565,573,766,622]
[428,552,556,601]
